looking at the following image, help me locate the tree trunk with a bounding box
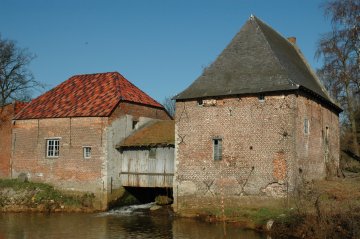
[346,84,360,156]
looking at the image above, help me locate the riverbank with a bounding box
[0,179,97,212]
[271,174,360,238]
[1,175,360,238]
[186,174,360,238]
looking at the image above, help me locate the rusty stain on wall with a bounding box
[273,151,286,181]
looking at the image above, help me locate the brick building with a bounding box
[11,72,171,209]
[172,16,342,213]
[0,101,28,178]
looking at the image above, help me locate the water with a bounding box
[0,204,266,239]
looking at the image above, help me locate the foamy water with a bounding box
[98,202,156,216]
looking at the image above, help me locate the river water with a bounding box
[0,203,266,239]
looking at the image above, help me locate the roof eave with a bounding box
[298,86,342,113]
[174,85,299,101]
[116,143,175,149]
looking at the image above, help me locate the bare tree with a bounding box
[0,35,41,106]
[316,0,360,155]
[163,96,175,117]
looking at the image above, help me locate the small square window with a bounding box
[213,138,222,161]
[197,99,203,106]
[132,120,138,130]
[83,147,91,159]
[304,119,309,134]
[46,139,60,158]
[149,148,156,159]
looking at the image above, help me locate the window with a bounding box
[149,148,156,159]
[46,139,60,158]
[304,118,309,134]
[258,94,265,102]
[213,138,222,161]
[132,120,138,130]
[83,147,91,159]
[197,99,203,106]
[325,126,329,145]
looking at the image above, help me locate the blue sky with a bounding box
[0,0,331,103]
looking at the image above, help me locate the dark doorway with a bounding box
[124,187,173,203]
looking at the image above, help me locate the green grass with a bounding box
[0,179,95,207]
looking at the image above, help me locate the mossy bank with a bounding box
[0,179,97,212]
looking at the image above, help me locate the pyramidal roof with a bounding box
[175,15,339,110]
[15,72,163,120]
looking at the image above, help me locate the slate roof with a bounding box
[117,120,175,148]
[15,72,163,119]
[175,15,340,111]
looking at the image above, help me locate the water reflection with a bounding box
[0,205,266,239]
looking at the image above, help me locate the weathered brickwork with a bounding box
[12,117,107,208]
[295,93,340,181]
[0,104,14,178]
[11,101,170,210]
[173,92,340,213]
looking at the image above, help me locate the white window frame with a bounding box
[46,138,60,158]
[83,146,92,159]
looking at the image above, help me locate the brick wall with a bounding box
[295,93,340,181]
[11,101,171,209]
[173,94,298,212]
[12,117,107,208]
[0,104,14,178]
[173,92,340,213]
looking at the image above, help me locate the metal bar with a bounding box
[120,172,174,176]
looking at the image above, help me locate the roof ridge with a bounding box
[14,71,165,119]
[118,74,163,107]
[252,16,299,89]
[70,71,119,78]
[253,16,339,108]
[290,44,338,106]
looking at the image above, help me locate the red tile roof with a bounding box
[15,72,163,119]
[14,101,29,114]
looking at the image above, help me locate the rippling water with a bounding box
[0,204,266,239]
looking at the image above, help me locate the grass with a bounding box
[271,176,360,238]
[200,205,291,225]
[182,176,360,236]
[0,179,95,208]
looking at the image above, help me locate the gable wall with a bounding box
[11,117,108,209]
[0,104,14,178]
[173,94,298,214]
